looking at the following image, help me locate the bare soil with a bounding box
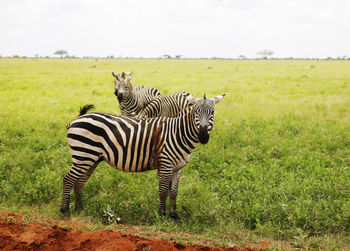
[0,214,262,251]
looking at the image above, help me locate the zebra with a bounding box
[60,94,226,219]
[112,72,160,117]
[136,92,194,118]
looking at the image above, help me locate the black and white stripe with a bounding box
[137,92,194,118]
[112,72,160,117]
[60,94,226,218]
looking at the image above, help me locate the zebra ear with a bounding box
[112,72,120,81]
[186,95,200,105]
[121,72,126,79]
[212,94,226,104]
[126,76,132,82]
[124,71,133,76]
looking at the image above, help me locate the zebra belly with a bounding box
[107,157,157,172]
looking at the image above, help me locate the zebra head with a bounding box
[112,72,133,102]
[187,94,226,144]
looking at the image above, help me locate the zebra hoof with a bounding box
[169,212,179,220]
[60,208,70,216]
[158,210,167,218]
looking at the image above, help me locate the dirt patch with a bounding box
[0,216,261,251]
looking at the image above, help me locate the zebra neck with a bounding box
[187,111,200,148]
[169,109,199,151]
[120,91,140,115]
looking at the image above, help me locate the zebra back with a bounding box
[137,92,193,118]
[132,84,145,91]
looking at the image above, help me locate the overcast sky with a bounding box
[1,0,349,58]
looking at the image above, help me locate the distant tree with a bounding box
[175,55,182,59]
[257,49,274,59]
[54,50,68,58]
[238,55,246,59]
[163,54,171,59]
[13,55,20,58]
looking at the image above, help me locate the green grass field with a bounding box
[0,58,349,248]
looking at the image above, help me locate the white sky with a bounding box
[1,0,349,58]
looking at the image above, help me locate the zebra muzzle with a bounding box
[198,125,210,144]
[118,93,123,102]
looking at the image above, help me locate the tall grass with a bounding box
[0,58,349,244]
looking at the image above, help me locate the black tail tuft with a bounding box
[79,104,95,116]
[66,104,95,129]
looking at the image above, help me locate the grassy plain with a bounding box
[0,58,349,249]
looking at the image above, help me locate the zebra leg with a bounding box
[169,169,182,220]
[73,162,99,211]
[60,168,78,215]
[157,168,172,216]
[73,177,87,212]
[60,164,95,215]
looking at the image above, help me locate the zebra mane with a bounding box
[177,105,194,116]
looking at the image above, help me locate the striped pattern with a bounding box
[137,92,193,118]
[113,73,160,117]
[60,94,225,218]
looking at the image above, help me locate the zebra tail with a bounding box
[66,104,95,129]
[79,104,95,116]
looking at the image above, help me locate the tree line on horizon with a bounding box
[0,49,348,60]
